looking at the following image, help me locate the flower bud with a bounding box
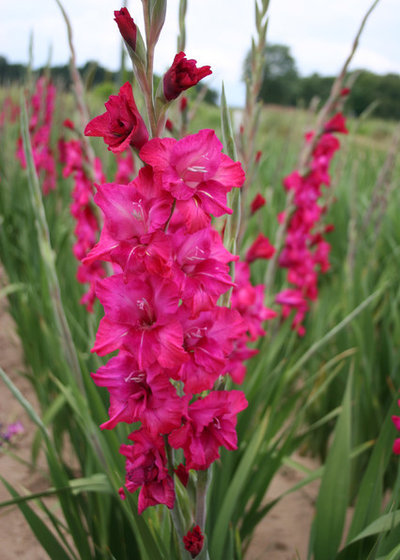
[163,52,212,101]
[114,7,137,52]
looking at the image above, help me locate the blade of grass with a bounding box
[312,363,352,560]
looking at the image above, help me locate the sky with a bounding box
[0,0,399,106]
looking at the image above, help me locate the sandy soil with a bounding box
[0,295,319,560]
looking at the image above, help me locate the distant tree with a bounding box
[0,55,25,84]
[349,70,400,120]
[297,73,334,107]
[243,43,300,105]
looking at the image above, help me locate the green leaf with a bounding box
[348,511,400,544]
[0,476,74,560]
[31,392,67,465]
[376,542,400,560]
[210,412,270,560]
[347,395,400,542]
[312,365,352,560]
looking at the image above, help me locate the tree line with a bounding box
[0,55,218,105]
[2,46,399,119]
[244,44,400,120]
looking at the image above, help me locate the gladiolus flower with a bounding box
[180,96,188,112]
[140,129,245,232]
[120,429,175,514]
[163,52,212,101]
[246,233,275,263]
[114,7,137,51]
[392,406,400,454]
[175,463,189,487]
[250,193,266,215]
[63,118,75,129]
[324,112,348,134]
[169,390,247,470]
[84,82,148,152]
[183,525,204,558]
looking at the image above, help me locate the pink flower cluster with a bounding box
[392,404,400,454]
[275,113,348,335]
[16,76,57,195]
[86,127,251,513]
[60,129,106,311]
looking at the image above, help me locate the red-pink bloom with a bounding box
[175,463,189,487]
[246,233,275,263]
[163,52,212,101]
[140,129,245,232]
[62,138,106,311]
[392,403,400,454]
[115,149,135,184]
[231,262,277,341]
[172,226,236,315]
[183,525,204,558]
[114,7,137,51]
[16,77,57,195]
[63,118,75,130]
[165,118,174,132]
[85,82,148,152]
[324,112,348,134]
[255,150,262,163]
[250,193,265,215]
[92,351,186,434]
[120,428,175,514]
[90,171,171,238]
[84,168,174,278]
[93,273,188,369]
[180,96,188,112]
[340,87,351,96]
[224,339,258,385]
[169,390,247,470]
[178,307,245,394]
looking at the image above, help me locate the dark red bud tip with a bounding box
[63,118,75,130]
[250,193,266,215]
[114,7,137,52]
[183,525,204,558]
[180,96,188,112]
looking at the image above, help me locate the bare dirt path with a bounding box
[0,295,47,560]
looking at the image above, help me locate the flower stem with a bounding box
[195,468,211,560]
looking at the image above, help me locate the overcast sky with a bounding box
[1,0,399,106]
